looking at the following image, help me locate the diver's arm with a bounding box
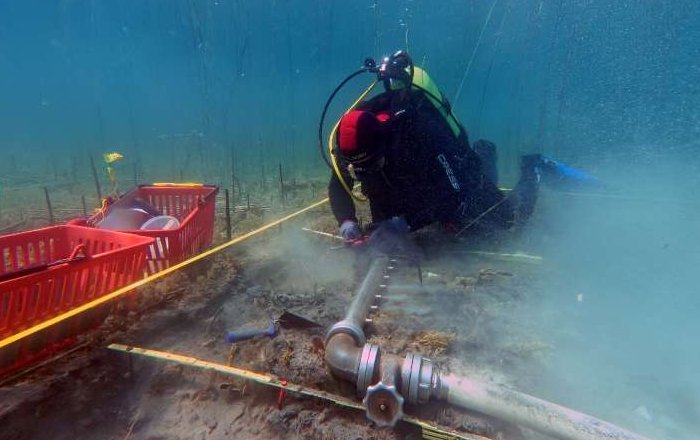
[328,172,357,226]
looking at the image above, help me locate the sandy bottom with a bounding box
[0,206,666,440]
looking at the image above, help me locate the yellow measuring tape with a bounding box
[108,343,488,440]
[0,198,330,350]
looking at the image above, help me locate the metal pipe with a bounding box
[324,333,362,383]
[345,256,389,333]
[442,374,650,440]
[325,257,389,389]
[326,256,389,346]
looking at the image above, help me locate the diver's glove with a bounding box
[366,216,410,254]
[339,220,361,243]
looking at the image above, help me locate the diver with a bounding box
[322,51,596,247]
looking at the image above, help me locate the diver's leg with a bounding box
[512,155,541,225]
[447,180,515,235]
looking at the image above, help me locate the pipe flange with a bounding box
[356,343,381,397]
[400,353,417,403]
[326,320,366,346]
[401,353,437,404]
[417,357,435,403]
[363,382,404,427]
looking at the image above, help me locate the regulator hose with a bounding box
[318,67,373,168]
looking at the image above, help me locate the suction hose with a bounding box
[442,374,650,440]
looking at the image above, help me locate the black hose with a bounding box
[318,68,371,168]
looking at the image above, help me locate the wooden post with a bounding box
[70,154,78,183]
[50,154,58,180]
[43,187,54,224]
[230,143,236,205]
[81,195,88,217]
[278,163,285,208]
[224,189,232,240]
[258,136,266,191]
[89,154,102,201]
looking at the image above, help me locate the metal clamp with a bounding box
[356,343,381,397]
[401,353,441,404]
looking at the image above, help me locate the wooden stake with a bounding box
[258,136,266,190]
[81,195,87,217]
[278,162,285,208]
[43,187,54,224]
[230,142,236,205]
[96,103,105,149]
[50,154,58,180]
[224,189,232,240]
[89,154,102,201]
[70,154,78,183]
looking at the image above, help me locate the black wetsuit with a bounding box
[329,87,529,233]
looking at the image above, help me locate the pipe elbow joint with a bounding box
[324,333,363,383]
[326,319,366,346]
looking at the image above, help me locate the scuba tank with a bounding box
[411,66,463,139]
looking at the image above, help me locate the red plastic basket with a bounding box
[91,184,219,273]
[0,225,153,375]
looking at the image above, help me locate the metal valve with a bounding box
[363,382,404,427]
[362,359,404,427]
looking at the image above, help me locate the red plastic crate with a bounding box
[0,225,154,375]
[91,184,218,273]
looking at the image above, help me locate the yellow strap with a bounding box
[0,198,329,350]
[152,182,204,187]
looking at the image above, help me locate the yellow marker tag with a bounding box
[103,152,124,164]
